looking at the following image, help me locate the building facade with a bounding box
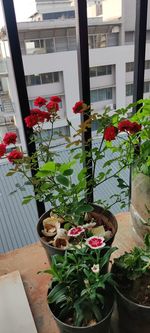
[0,0,150,151]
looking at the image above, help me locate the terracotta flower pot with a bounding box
[37,204,118,263]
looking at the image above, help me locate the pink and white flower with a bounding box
[86,236,106,249]
[67,226,85,237]
[91,264,100,273]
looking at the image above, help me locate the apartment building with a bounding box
[0,0,150,150]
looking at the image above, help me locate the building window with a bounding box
[126,84,133,96]
[90,65,112,77]
[126,62,134,72]
[40,126,70,141]
[145,60,150,70]
[91,88,112,102]
[43,11,75,20]
[26,72,59,86]
[126,60,150,72]
[144,81,150,93]
[88,33,118,49]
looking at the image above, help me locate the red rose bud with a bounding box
[46,101,59,112]
[34,96,47,107]
[0,143,6,157]
[104,126,118,141]
[50,96,61,103]
[72,101,85,114]
[7,150,23,163]
[3,132,17,145]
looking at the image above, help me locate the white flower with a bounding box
[91,264,100,274]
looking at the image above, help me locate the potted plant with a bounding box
[0,96,120,260]
[42,241,117,332]
[112,234,150,333]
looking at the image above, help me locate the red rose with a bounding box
[34,96,47,107]
[129,122,142,134]
[24,115,39,128]
[46,101,59,112]
[3,132,17,145]
[30,109,50,122]
[50,96,61,103]
[118,120,133,132]
[104,126,118,141]
[72,101,84,114]
[0,143,6,157]
[7,150,23,163]
[118,119,141,134]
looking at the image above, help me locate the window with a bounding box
[26,72,59,86]
[25,40,45,55]
[91,88,112,102]
[126,60,150,72]
[43,11,75,20]
[145,60,150,70]
[144,81,150,93]
[126,84,133,96]
[40,126,70,141]
[90,65,112,77]
[126,62,134,72]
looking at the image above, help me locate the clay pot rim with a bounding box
[37,203,118,252]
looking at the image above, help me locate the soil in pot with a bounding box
[37,204,118,262]
[114,272,150,333]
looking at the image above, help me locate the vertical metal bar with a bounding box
[133,0,148,111]
[1,0,45,217]
[75,0,93,203]
[130,0,148,202]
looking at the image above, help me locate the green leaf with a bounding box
[77,168,87,181]
[75,204,93,215]
[63,169,73,176]
[22,195,33,204]
[6,170,17,176]
[39,161,56,172]
[56,175,69,187]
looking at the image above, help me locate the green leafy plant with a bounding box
[112,234,150,305]
[42,244,117,327]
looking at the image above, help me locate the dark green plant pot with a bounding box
[115,287,150,333]
[37,204,118,263]
[48,293,114,333]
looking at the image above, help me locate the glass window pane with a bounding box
[53,72,59,82]
[91,90,98,102]
[55,37,68,51]
[90,67,97,77]
[45,38,55,53]
[41,73,53,84]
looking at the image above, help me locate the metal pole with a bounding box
[1,0,45,217]
[133,0,148,111]
[75,0,93,203]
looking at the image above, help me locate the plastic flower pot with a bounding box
[48,292,114,333]
[115,287,150,333]
[37,204,118,263]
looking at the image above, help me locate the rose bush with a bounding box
[0,96,149,248]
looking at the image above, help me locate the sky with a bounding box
[0,0,36,27]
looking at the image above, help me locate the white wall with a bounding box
[102,0,122,21]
